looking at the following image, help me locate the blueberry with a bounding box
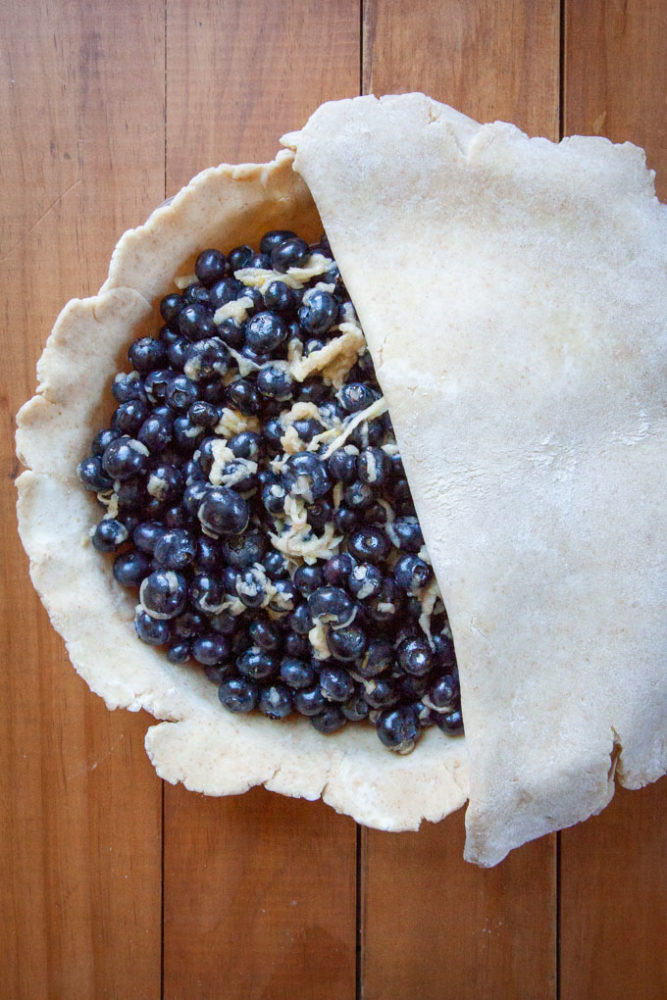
[305,499,332,532]
[140,570,188,619]
[322,552,357,587]
[216,317,245,349]
[293,685,327,717]
[183,283,211,307]
[310,706,346,734]
[144,369,173,405]
[262,418,285,451]
[91,428,120,457]
[138,412,173,453]
[167,641,192,664]
[260,229,297,255]
[208,610,237,635]
[245,311,288,353]
[102,436,149,480]
[319,665,355,703]
[257,364,293,400]
[133,520,164,553]
[195,248,227,285]
[209,277,244,309]
[357,447,389,486]
[269,578,297,613]
[271,237,310,273]
[281,452,330,502]
[77,455,113,492]
[219,676,258,713]
[183,337,229,382]
[363,677,400,710]
[173,609,207,638]
[348,526,391,564]
[172,415,205,452]
[226,378,261,415]
[308,586,355,627]
[262,550,288,580]
[178,303,216,341]
[92,518,128,552]
[182,481,209,516]
[333,507,358,534]
[343,481,375,511]
[189,573,224,613]
[348,563,383,600]
[357,638,393,678]
[326,623,367,661]
[375,705,419,752]
[222,530,265,569]
[192,634,230,666]
[262,480,286,517]
[134,608,170,646]
[188,400,220,428]
[342,694,370,722]
[397,636,433,677]
[298,289,338,335]
[248,617,283,652]
[258,683,293,719]
[394,554,432,593]
[327,449,357,483]
[112,549,150,587]
[165,337,189,369]
[227,244,254,270]
[338,382,376,413]
[263,280,296,313]
[145,463,183,504]
[160,292,185,326]
[194,536,220,572]
[304,338,325,356]
[112,372,146,404]
[432,708,464,735]
[235,566,267,608]
[198,487,249,536]
[280,657,315,690]
[366,577,403,623]
[293,564,323,597]
[228,431,262,460]
[429,672,460,709]
[153,529,197,569]
[165,375,199,412]
[283,633,309,658]
[292,418,324,443]
[433,633,457,667]
[237,647,277,680]
[288,603,313,635]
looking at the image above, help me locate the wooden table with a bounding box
[2,2,665,997]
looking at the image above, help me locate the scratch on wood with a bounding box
[0,178,83,265]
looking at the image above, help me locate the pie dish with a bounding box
[16,93,666,866]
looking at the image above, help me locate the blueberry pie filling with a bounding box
[77,229,462,754]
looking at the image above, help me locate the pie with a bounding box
[16,93,666,866]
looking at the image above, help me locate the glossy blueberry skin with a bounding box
[128,336,167,373]
[260,229,297,255]
[189,573,224,614]
[166,375,199,411]
[363,677,400,710]
[138,412,173,452]
[310,706,346,734]
[397,636,433,677]
[112,371,147,404]
[338,382,376,413]
[281,452,330,502]
[293,564,323,597]
[183,337,229,382]
[160,292,185,326]
[227,431,261,461]
[327,622,367,662]
[262,418,285,452]
[269,578,297,613]
[308,586,355,627]
[132,520,164,554]
[293,685,328,717]
[222,530,265,569]
[244,311,288,353]
[288,603,313,635]
[209,276,244,309]
[342,694,370,722]
[218,676,258,713]
[432,708,464,735]
[433,633,457,667]
[348,526,391,564]
[270,236,309,273]
[348,563,383,600]
[375,705,419,752]
[237,647,277,681]
[197,487,249,536]
[192,634,230,666]
[183,283,212,307]
[357,638,393,678]
[102,436,148,480]
[319,665,356,703]
[326,449,357,483]
[92,518,128,552]
[393,554,432,593]
[113,549,150,587]
[282,632,309,658]
[195,248,227,285]
[226,378,261,415]
[305,499,332,533]
[322,552,357,587]
[153,529,197,570]
[77,455,113,492]
[298,290,338,335]
[167,641,192,664]
[262,550,289,580]
[144,369,173,405]
[257,364,293,400]
[172,609,207,638]
[177,303,216,341]
[172,415,205,453]
[188,400,220,428]
[248,617,283,652]
[134,608,171,646]
[216,317,245,349]
[146,463,183,504]
[429,672,460,709]
[258,684,293,720]
[140,570,188,620]
[357,447,390,486]
[263,280,296,313]
[91,428,120,457]
[391,516,423,553]
[234,566,268,609]
[280,657,315,690]
[227,244,254,269]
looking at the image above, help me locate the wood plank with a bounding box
[363,0,561,139]
[162,4,361,998]
[561,1,667,994]
[0,1,165,996]
[360,3,560,998]
[564,0,667,199]
[560,782,667,1000]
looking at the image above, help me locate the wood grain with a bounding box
[561,3,667,995]
[161,5,361,999]
[1,2,165,997]
[564,0,667,199]
[363,0,561,139]
[360,3,559,997]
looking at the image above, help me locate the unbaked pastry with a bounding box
[16,94,666,865]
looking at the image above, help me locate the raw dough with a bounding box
[286,93,667,864]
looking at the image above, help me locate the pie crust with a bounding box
[16,95,666,865]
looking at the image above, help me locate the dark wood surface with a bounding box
[2,2,665,998]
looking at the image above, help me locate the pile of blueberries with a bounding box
[77,229,463,753]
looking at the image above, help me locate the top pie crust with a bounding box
[15,94,666,865]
